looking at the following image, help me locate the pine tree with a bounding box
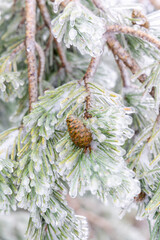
[1,0,160,239]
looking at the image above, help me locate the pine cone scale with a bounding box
[66,115,92,148]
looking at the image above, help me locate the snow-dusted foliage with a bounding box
[1,0,160,239]
[51,1,106,56]
[22,81,140,209]
[0,128,18,213]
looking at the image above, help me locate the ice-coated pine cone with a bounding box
[66,115,92,148]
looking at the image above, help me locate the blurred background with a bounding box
[0,195,150,240]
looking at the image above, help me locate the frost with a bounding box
[51,2,106,57]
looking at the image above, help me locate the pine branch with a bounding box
[36,0,70,72]
[92,0,147,85]
[35,42,45,96]
[25,0,38,111]
[106,25,160,51]
[107,34,147,83]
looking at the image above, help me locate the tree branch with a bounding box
[35,42,45,96]
[82,56,101,118]
[106,25,160,50]
[92,0,147,84]
[25,0,38,111]
[116,59,130,87]
[107,34,147,83]
[36,0,70,72]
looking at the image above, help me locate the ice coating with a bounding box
[51,2,106,57]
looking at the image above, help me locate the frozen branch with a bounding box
[25,0,38,111]
[107,34,147,83]
[106,25,160,51]
[116,59,130,87]
[36,0,70,72]
[35,42,45,96]
[82,57,101,118]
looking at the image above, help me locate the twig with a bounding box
[5,42,25,71]
[116,59,130,87]
[25,0,38,111]
[107,34,147,83]
[36,0,70,72]
[92,0,147,85]
[82,57,101,118]
[106,25,160,51]
[35,42,45,96]
[81,36,107,118]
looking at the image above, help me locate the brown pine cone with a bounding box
[66,115,92,148]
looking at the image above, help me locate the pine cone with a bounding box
[66,115,92,148]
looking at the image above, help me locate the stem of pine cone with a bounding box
[83,57,101,118]
[25,0,38,111]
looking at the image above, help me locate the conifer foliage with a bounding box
[1,0,160,239]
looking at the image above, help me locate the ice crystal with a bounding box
[51,2,106,57]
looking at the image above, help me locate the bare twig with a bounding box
[36,0,70,72]
[106,25,160,51]
[25,0,38,111]
[107,34,147,83]
[35,42,45,96]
